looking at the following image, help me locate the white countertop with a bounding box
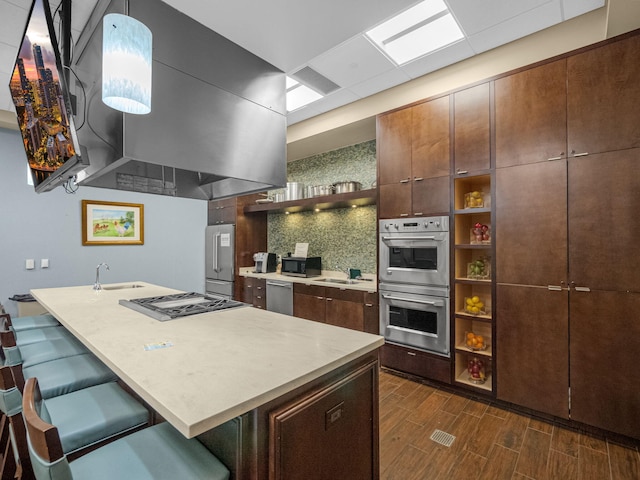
[31,282,383,438]
[239,267,378,293]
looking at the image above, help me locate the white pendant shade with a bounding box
[102,13,152,115]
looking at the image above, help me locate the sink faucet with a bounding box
[94,263,110,291]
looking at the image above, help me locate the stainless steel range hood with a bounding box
[72,0,286,200]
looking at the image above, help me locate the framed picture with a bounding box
[81,200,144,246]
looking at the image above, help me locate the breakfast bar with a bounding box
[31,282,383,479]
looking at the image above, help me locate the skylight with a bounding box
[366,0,465,65]
[286,77,323,112]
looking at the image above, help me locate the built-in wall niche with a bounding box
[266,140,377,274]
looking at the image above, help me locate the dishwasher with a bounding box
[266,280,293,316]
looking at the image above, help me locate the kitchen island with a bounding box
[31,282,384,479]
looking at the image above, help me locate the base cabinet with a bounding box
[241,277,266,309]
[269,360,378,480]
[380,343,451,385]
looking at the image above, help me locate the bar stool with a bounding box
[1,329,89,369]
[0,313,59,333]
[23,377,230,480]
[0,367,149,478]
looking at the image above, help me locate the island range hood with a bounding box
[72,0,286,200]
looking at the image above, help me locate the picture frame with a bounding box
[81,200,144,246]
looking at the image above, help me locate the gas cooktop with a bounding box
[119,292,247,321]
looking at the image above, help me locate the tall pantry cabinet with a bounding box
[495,34,640,439]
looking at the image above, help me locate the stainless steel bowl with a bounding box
[333,181,362,193]
[285,182,305,201]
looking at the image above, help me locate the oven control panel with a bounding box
[380,216,449,233]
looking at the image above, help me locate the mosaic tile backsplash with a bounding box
[267,140,377,274]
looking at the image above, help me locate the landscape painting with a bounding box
[82,200,144,245]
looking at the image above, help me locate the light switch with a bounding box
[26,259,35,270]
[41,259,49,268]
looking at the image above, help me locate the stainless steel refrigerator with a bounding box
[205,224,235,299]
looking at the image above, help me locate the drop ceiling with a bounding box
[0,0,608,127]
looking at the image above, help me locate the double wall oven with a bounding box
[379,216,450,357]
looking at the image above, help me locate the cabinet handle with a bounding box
[574,286,591,292]
[400,177,411,184]
[326,298,333,302]
[547,285,563,291]
[407,352,417,356]
[413,212,423,216]
[400,213,409,217]
[365,303,373,307]
[316,296,324,300]
[570,150,589,157]
[413,177,424,182]
[456,169,468,175]
[547,155,563,161]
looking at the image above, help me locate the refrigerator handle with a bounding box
[213,233,220,272]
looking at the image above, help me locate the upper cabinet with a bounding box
[454,83,491,173]
[567,34,640,156]
[378,97,451,219]
[495,59,567,168]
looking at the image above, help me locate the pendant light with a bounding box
[102,13,152,115]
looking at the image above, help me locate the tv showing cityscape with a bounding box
[8,0,86,192]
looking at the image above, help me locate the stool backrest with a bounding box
[22,377,72,480]
[0,327,23,367]
[0,366,33,479]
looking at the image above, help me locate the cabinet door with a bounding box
[412,96,450,179]
[411,176,450,217]
[496,161,567,286]
[378,182,411,219]
[363,293,379,335]
[377,108,412,185]
[454,83,490,172]
[208,197,237,225]
[326,298,364,331]
[568,34,640,155]
[568,149,640,292]
[293,293,326,323]
[495,59,567,167]
[496,284,569,419]
[570,290,640,440]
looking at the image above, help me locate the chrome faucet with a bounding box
[94,263,110,291]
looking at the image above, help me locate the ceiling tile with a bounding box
[0,1,29,46]
[401,39,475,79]
[348,68,411,98]
[562,0,605,20]
[447,0,553,36]
[466,1,563,54]
[4,0,32,9]
[308,35,395,89]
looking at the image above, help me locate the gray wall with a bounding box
[267,140,377,273]
[0,128,206,317]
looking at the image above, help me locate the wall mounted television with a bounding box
[8,0,88,193]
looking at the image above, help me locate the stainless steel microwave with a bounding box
[281,256,322,277]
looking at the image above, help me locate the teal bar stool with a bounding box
[23,377,230,480]
[1,329,89,369]
[0,313,59,332]
[0,367,149,478]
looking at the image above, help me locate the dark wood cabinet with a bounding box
[380,343,451,384]
[325,288,365,332]
[242,277,266,309]
[496,284,569,419]
[377,108,412,186]
[293,284,326,323]
[454,83,491,173]
[567,34,640,156]
[377,96,450,218]
[567,149,640,292]
[208,197,237,225]
[495,59,567,168]
[495,160,567,286]
[269,360,379,480]
[363,292,379,335]
[569,290,640,440]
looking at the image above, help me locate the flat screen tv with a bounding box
[8,0,88,192]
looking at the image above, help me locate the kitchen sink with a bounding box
[102,284,145,290]
[316,278,359,285]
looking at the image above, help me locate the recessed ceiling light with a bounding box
[286,76,323,112]
[366,0,464,66]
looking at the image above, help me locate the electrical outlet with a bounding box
[41,259,49,268]
[26,259,35,270]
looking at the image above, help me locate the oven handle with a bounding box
[387,325,438,338]
[381,294,443,306]
[381,236,441,241]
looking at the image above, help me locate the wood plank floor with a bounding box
[379,370,640,480]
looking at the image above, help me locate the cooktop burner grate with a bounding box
[119,292,247,321]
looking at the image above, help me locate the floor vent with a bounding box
[430,429,456,447]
